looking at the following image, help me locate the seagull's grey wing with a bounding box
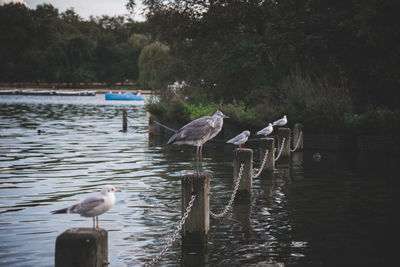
[257,127,267,135]
[227,133,244,144]
[70,195,105,214]
[272,119,282,126]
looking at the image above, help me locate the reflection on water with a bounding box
[0,94,399,266]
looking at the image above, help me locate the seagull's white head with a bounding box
[243,130,250,137]
[268,123,272,126]
[101,185,120,195]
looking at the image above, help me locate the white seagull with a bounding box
[272,115,287,128]
[227,130,250,149]
[51,185,120,229]
[257,123,273,139]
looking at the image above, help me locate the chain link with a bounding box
[210,163,244,218]
[274,137,286,161]
[146,194,196,266]
[290,131,302,152]
[252,149,269,178]
[154,120,178,133]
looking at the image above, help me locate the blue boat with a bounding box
[105,92,144,101]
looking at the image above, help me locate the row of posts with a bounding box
[54,116,303,266]
[180,124,303,250]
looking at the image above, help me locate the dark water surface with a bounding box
[0,94,399,266]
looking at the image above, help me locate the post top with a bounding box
[277,127,290,132]
[233,148,253,153]
[60,227,107,237]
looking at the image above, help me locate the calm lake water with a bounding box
[0,94,399,266]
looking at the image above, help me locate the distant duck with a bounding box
[37,129,45,135]
[313,152,322,162]
[257,123,273,139]
[227,130,250,149]
[272,115,287,128]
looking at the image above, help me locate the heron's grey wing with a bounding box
[169,116,214,144]
[180,116,213,131]
[71,195,105,213]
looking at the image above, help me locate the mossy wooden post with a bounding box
[277,128,291,161]
[122,109,127,132]
[293,123,304,150]
[233,148,253,203]
[259,138,275,174]
[181,172,210,248]
[148,117,156,137]
[55,228,108,267]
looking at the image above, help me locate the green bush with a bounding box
[257,70,353,134]
[344,107,400,135]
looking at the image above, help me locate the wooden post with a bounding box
[181,245,209,266]
[181,172,210,247]
[122,109,127,132]
[233,148,253,203]
[259,138,275,174]
[55,228,108,267]
[277,128,291,161]
[293,123,304,150]
[148,118,155,137]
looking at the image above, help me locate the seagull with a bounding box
[167,110,229,173]
[227,130,250,149]
[51,185,120,229]
[272,115,287,128]
[257,123,273,139]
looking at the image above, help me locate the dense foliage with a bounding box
[128,0,400,106]
[133,0,400,134]
[0,3,149,86]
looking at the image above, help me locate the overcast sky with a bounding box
[0,0,145,21]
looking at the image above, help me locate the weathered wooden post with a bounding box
[277,128,291,161]
[148,117,156,138]
[55,228,108,267]
[259,138,275,174]
[181,172,210,248]
[293,123,304,150]
[233,148,253,203]
[122,109,127,132]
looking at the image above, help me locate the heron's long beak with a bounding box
[222,114,229,118]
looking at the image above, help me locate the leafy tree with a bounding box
[138,41,172,91]
[128,0,400,107]
[0,3,149,86]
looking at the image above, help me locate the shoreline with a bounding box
[0,87,152,94]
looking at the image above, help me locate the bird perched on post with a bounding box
[227,130,250,149]
[167,110,229,173]
[272,115,287,128]
[51,185,120,229]
[257,123,273,139]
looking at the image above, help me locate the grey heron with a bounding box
[272,115,287,128]
[227,130,250,149]
[257,123,273,139]
[51,185,120,229]
[167,110,228,173]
